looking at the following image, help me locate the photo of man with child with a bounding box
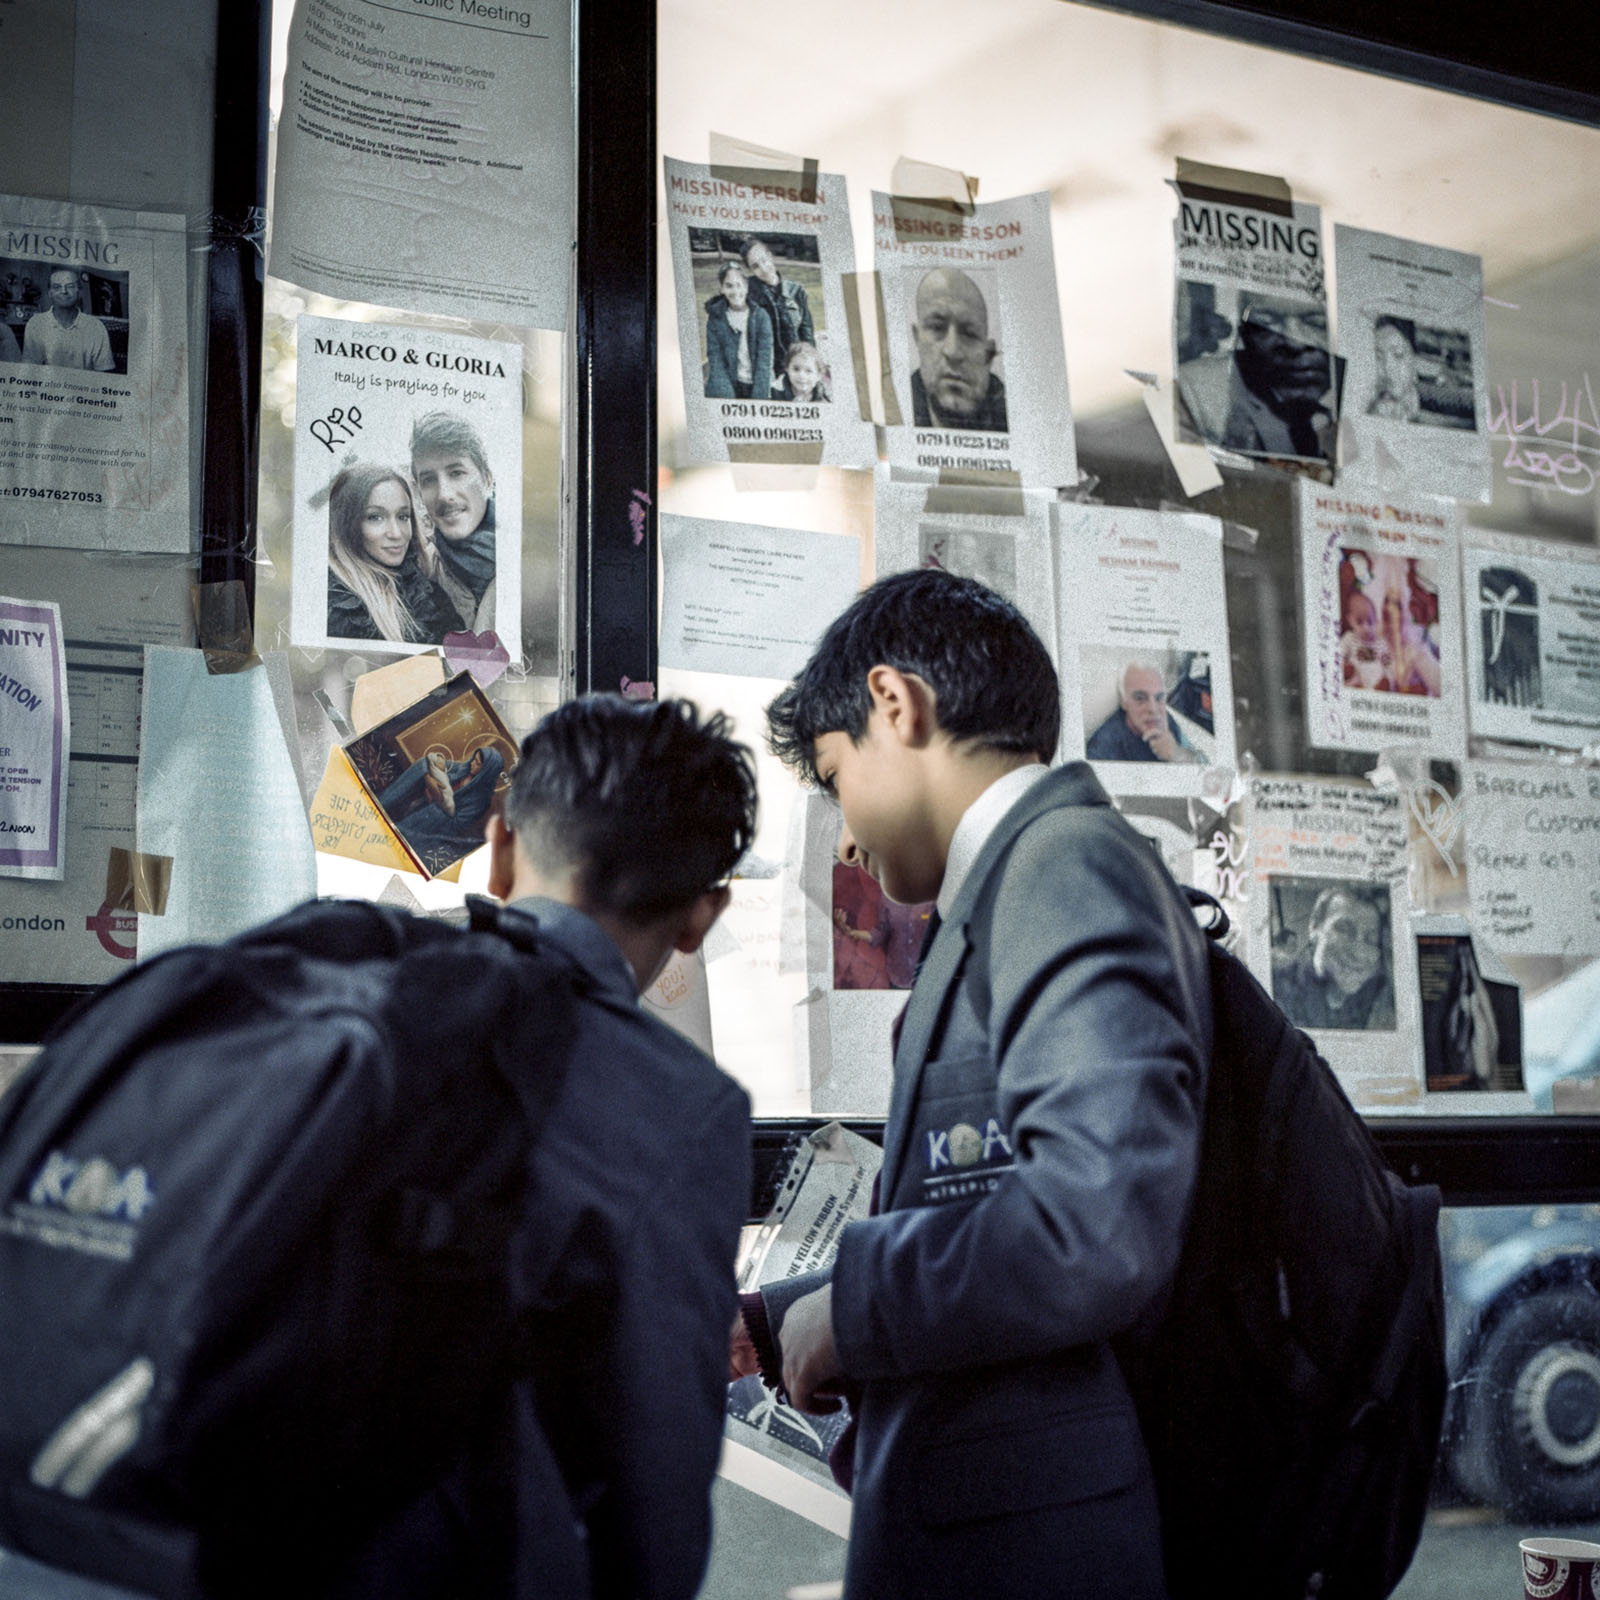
[692,228,831,404]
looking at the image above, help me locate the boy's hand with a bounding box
[780,1284,844,1413]
[729,1312,760,1381]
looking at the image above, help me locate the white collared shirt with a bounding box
[936,763,1051,920]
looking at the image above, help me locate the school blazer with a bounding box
[766,764,1212,1599]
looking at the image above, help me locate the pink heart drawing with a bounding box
[443,630,512,687]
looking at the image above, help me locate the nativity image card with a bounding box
[664,158,874,469]
[0,196,189,551]
[344,670,518,880]
[1463,529,1600,751]
[1334,225,1490,503]
[1055,503,1235,798]
[1296,480,1464,761]
[873,189,1075,489]
[1246,777,1423,1109]
[290,315,523,661]
[1172,178,1333,472]
[872,471,1057,667]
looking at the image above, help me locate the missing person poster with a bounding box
[1334,225,1490,503]
[1247,777,1422,1107]
[1464,762,1600,956]
[664,158,874,468]
[290,315,522,660]
[1463,530,1600,750]
[0,197,189,551]
[874,190,1075,487]
[1173,179,1334,470]
[271,0,573,330]
[873,473,1056,666]
[0,597,68,881]
[1056,505,1234,797]
[1297,481,1464,759]
[1412,915,1525,1099]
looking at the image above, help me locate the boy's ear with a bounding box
[486,812,518,901]
[866,664,938,748]
[672,885,732,955]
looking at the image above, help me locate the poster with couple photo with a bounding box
[1247,777,1423,1107]
[1297,480,1465,760]
[1462,529,1600,750]
[344,670,518,880]
[290,315,523,661]
[1173,173,1333,472]
[1055,505,1235,798]
[874,189,1075,488]
[0,195,189,552]
[1334,225,1490,503]
[872,470,1057,667]
[663,158,873,468]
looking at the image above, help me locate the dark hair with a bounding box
[1373,314,1417,350]
[504,694,758,919]
[766,568,1059,787]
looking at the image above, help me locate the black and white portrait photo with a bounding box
[1478,564,1542,709]
[1176,280,1334,465]
[918,522,1016,600]
[0,257,130,374]
[906,265,1007,433]
[1366,315,1476,431]
[1269,876,1396,1032]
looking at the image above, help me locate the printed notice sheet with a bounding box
[1464,530,1600,750]
[0,197,189,550]
[873,472,1056,666]
[1174,181,1333,470]
[1297,481,1464,759]
[1465,763,1600,957]
[135,649,317,961]
[1056,504,1234,797]
[270,0,574,330]
[1334,225,1490,502]
[1412,914,1526,1102]
[290,315,522,660]
[659,515,860,681]
[0,597,68,881]
[664,158,873,468]
[874,190,1075,487]
[1247,778,1422,1107]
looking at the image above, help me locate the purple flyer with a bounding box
[0,596,69,880]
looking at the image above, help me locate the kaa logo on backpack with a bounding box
[1118,890,1448,1600]
[0,896,580,1600]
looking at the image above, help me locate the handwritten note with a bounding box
[1465,762,1600,955]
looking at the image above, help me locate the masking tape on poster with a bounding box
[708,131,820,207]
[1173,158,1292,217]
[105,848,173,917]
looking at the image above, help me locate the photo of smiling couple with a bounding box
[324,410,501,647]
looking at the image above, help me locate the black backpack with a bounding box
[0,895,581,1600]
[1118,891,1447,1600]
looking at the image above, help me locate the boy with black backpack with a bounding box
[0,694,759,1600]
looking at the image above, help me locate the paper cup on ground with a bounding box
[1521,1537,1600,1599]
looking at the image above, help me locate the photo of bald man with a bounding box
[908,266,1008,432]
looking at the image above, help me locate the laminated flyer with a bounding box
[1296,480,1464,759]
[0,196,189,551]
[1247,778,1422,1107]
[270,0,574,330]
[0,596,68,881]
[1056,504,1234,797]
[874,189,1075,487]
[1173,177,1334,470]
[1334,225,1490,502]
[1464,762,1600,957]
[663,158,873,468]
[872,472,1056,666]
[1463,529,1600,750]
[290,315,523,660]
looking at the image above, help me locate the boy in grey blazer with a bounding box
[741,570,1212,1599]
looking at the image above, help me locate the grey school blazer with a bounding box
[766,763,1211,1600]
